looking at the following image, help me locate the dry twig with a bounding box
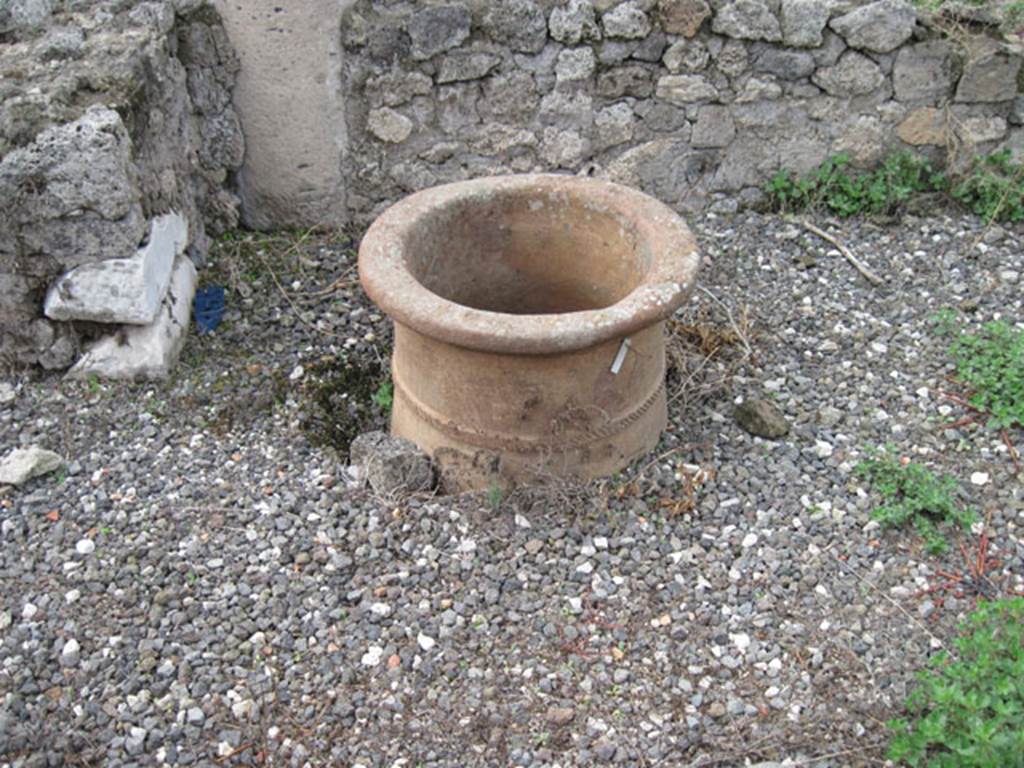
[793,218,884,286]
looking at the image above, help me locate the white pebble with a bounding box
[75,539,95,556]
[730,633,751,653]
[970,472,989,486]
[814,440,834,459]
[417,633,436,652]
[361,645,384,667]
[22,603,38,620]
[741,533,758,548]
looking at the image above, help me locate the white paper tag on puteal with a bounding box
[610,338,631,375]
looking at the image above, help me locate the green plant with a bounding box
[766,152,945,217]
[888,598,1024,766]
[952,150,1024,224]
[486,483,503,512]
[855,446,976,554]
[949,320,1024,431]
[371,378,394,413]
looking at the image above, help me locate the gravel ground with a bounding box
[1,211,1023,768]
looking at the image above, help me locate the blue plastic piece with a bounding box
[194,286,226,334]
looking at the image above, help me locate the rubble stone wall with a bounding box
[0,0,243,370]
[340,0,1024,224]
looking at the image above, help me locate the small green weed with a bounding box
[952,150,1024,225]
[486,483,504,512]
[888,597,1024,767]
[766,152,944,218]
[855,446,976,554]
[948,320,1024,432]
[372,379,394,413]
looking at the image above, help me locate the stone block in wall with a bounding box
[812,50,886,96]
[634,100,691,133]
[691,105,736,148]
[603,139,716,211]
[480,72,540,122]
[549,0,602,45]
[594,104,636,150]
[408,4,471,60]
[367,108,415,143]
[1010,97,1024,125]
[602,2,652,39]
[633,30,668,62]
[896,106,948,146]
[438,83,483,134]
[657,0,711,37]
[714,38,750,78]
[711,0,782,42]
[957,113,1008,145]
[0,0,54,36]
[364,70,433,108]
[438,51,502,84]
[597,64,656,98]
[481,0,548,54]
[829,0,916,54]
[0,107,146,271]
[893,40,956,104]
[835,115,890,165]
[735,74,783,101]
[555,47,598,85]
[1000,128,1024,162]
[540,127,588,167]
[754,47,816,80]
[954,38,1022,103]
[779,0,832,48]
[655,74,720,104]
[44,212,188,325]
[539,91,594,129]
[663,39,710,73]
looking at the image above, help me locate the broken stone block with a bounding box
[44,212,188,325]
[67,255,197,381]
[350,431,435,498]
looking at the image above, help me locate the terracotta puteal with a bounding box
[358,174,700,491]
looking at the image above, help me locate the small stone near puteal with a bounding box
[734,398,789,439]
